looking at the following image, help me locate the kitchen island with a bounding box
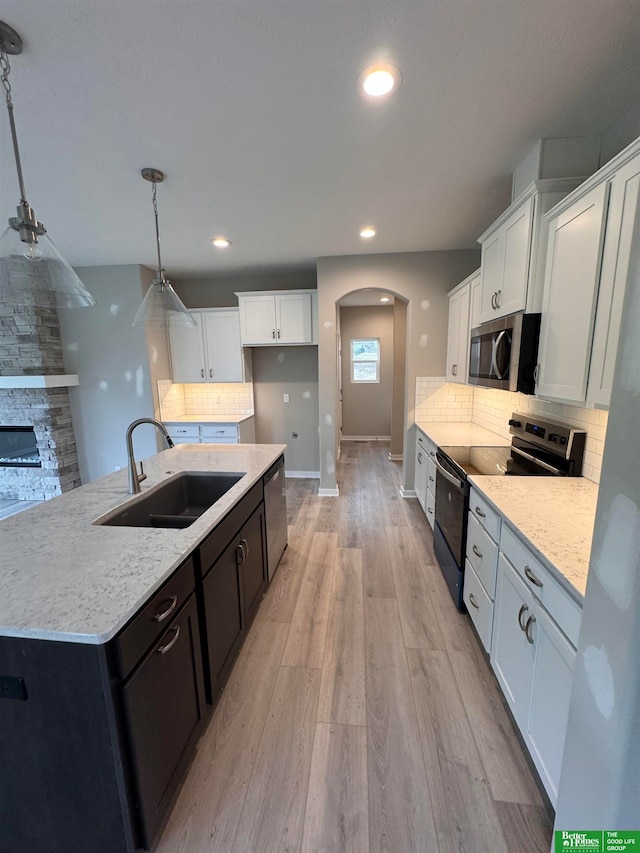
[0,442,286,853]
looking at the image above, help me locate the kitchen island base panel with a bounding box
[0,635,134,853]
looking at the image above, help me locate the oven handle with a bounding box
[490,330,508,380]
[434,457,464,490]
[511,445,563,476]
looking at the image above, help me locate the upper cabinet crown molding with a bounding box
[235,289,318,346]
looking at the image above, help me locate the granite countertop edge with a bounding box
[0,443,286,646]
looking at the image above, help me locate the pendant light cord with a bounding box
[1,39,29,205]
[151,180,165,283]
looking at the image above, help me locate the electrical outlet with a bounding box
[283,393,289,403]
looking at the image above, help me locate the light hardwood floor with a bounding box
[156,441,553,853]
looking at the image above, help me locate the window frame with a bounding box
[350,337,381,384]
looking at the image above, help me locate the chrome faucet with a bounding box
[126,418,175,494]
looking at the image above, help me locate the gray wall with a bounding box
[173,269,317,309]
[251,346,319,474]
[316,250,480,492]
[600,100,640,165]
[339,305,394,438]
[390,300,407,458]
[59,264,171,483]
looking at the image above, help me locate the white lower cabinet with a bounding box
[491,543,578,807]
[415,430,428,511]
[425,488,435,528]
[463,488,501,652]
[463,561,494,652]
[414,428,436,529]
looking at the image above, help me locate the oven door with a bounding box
[434,451,468,568]
[506,438,571,476]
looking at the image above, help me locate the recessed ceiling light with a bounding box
[211,237,231,248]
[360,227,377,239]
[380,297,390,303]
[358,63,401,99]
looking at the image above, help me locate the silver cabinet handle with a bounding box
[272,329,276,339]
[241,538,249,560]
[201,368,205,378]
[156,625,181,655]
[277,329,281,338]
[491,292,497,309]
[417,435,424,446]
[209,368,213,378]
[533,364,540,384]
[428,475,434,483]
[417,452,423,464]
[468,592,480,610]
[427,507,433,515]
[475,506,486,518]
[495,289,501,308]
[452,364,457,376]
[518,603,529,631]
[152,594,178,623]
[524,565,543,588]
[472,544,483,559]
[525,614,536,644]
[429,451,436,459]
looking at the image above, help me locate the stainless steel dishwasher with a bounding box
[263,455,288,580]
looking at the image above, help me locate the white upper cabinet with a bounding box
[236,290,316,346]
[469,269,483,331]
[169,309,244,383]
[446,271,476,383]
[478,179,583,324]
[535,138,640,407]
[586,150,640,408]
[536,182,610,403]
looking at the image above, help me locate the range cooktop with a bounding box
[438,445,512,477]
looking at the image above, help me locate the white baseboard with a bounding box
[399,486,417,499]
[318,487,339,497]
[285,471,320,479]
[341,435,391,441]
[388,453,403,461]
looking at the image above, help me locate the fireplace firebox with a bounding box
[0,427,42,468]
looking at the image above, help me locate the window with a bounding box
[351,338,380,383]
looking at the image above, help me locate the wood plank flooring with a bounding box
[156,441,553,853]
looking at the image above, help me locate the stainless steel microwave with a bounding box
[468,312,541,394]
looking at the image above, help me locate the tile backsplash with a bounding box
[416,378,608,484]
[158,379,254,419]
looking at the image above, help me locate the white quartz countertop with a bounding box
[163,414,254,424]
[468,476,599,601]
[415,421,511,448]
[0,443,285,645]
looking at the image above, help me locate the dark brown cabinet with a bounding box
[121,594,205,848]
[240,504,267,626]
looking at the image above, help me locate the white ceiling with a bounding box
[1,1,640,278]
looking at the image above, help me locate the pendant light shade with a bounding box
[0,225,96,308]
[133,167,196,329]
[0,21,96,309]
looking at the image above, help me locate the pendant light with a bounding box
[132,168,196,328]
[0,21,95,309]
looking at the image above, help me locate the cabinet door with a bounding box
[202,536,244,698]
[239,505,267,627]
[239,294,277,344]
[526,605,576,806]
[455,284,471,383]
[469,270,483,331]
[122,595,205,848]
[587,155,640,408]
[499,195,534,317]
[536,182,610,403]
[168,311,206,383]
[415,431,428,510]
[480,230,505,322]
[275,293,313,343]
[203,310,244,382]
[446,288,463,382]
[491,554,536,728]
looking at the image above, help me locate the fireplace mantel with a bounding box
[0,375,79,389]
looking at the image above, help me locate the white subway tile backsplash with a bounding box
[158,381,255,419]
[415,378,608,485]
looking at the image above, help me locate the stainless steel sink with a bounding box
[95,471,245,528]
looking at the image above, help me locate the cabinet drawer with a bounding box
[463,561,494,653]
[166,424,200,440]
[469,489,501,542]
[199,480,264,575]
[426,458,436,493]
[501,525,582,647]
[425,487,435,529]
[466,512,499,599]
[200,424,239,439]
[115,557,195,680]
[200,438,238,444]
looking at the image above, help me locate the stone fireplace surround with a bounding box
[0,297,81,500]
